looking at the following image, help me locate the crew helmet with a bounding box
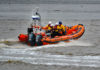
[55,22,59,25]
[59,21,62,25]
[48,21,52,24]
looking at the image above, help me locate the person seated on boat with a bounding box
[41,21,53,33]
[57,21,66,35]
[51,23,62,38]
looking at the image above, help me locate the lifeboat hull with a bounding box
[18,24,85,46]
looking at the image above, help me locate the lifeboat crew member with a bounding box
[57,21,66,35]
[51,23,62,37]
[42,21,53,33]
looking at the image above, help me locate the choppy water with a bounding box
[0,4,100,70]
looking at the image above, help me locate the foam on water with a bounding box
[0,39,94,49]
[0,54,100,67]
[0,38,29,48]
[25,40,94,51]
[0,38,99,67]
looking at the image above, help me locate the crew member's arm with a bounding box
[41,25,48,30]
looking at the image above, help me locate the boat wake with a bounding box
[0,38,99,67]
[0,38,94,49]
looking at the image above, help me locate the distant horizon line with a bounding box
[1,3,100,4]
[1,1,100,4]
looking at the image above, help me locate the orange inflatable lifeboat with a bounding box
[18,24,85,46]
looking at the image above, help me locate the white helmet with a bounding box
[48,21,52,24]
[55,22,59,25]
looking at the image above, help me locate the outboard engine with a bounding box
[27,28,33,34]
[28,32,36,46]
[36,34,43,46]
[27,28,36,46]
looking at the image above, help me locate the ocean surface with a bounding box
[0,4,100,70]
[1,0,100,4]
